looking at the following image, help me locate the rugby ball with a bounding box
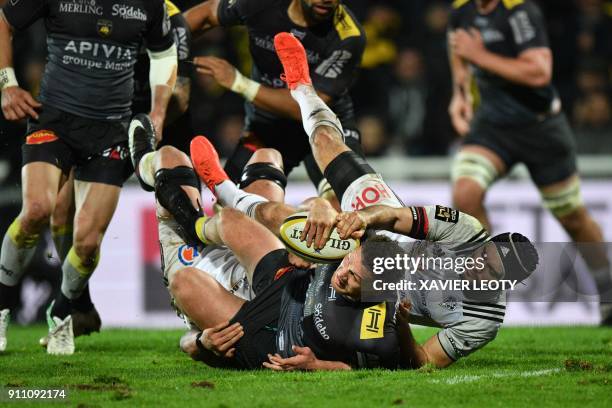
[279,211,360,263]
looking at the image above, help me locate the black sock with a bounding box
[323,151,374,200]
[72,285,94,313]
[0,282,19,311]
[51,292,72,319]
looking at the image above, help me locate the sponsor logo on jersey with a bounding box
[481,28,505,43]
[509,10,536,45]
[439,296,458,311]
[97,19,113,38]
[333,5,361,41]
[59,0,103,16]
[315,50,352,79]
[313,303,330,340]
[101,144,129,161]
[177,245,199,266]
[9,0,21,6]
[64,40,133,60]
[360,303,385,339]
[434,205,459,224]
[327,285,336,301]
[162,2,171,36]
[112,4,147,21]
[351,182,393,210]
[26,130,58,145]
[172,27,189,60]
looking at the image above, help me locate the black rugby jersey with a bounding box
[449,0,559,126]
[276,264,399,368]
[217,0,365,128]
[132,1,191,116]
[3,0,175,121]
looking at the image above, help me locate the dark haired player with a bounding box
[447,0,612,324]
[0,0,177,354]
[251,32,539,370]
[177,0,365,205]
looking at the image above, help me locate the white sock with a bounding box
[290,84,344,141]
[214,180,268,219]
[138,151,156,188]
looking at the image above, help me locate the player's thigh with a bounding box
[171,266,246,330]
[51,169,76,228]
[217,208,285,279]
[20,162,64,221]
[524,115,581,218]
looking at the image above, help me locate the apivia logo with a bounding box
[315,50,352,79]
[173,27,190,60]
[64,40,133,60]
[112,4,147,21]
[59,0,103,16]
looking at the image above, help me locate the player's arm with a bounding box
[337,204,487,244]
[396,301,453,369]
[164,13,192,126]
[450,29,552,88]
[0,7,42,120]
[264,346,352,371]
[145,1,179,140]
[183,0,220,38]
[192,56,332,121]
[449,3,552,88]
[447,28,473,136]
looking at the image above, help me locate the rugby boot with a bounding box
[0,309,9,352]
[46,302,75,355]
[128,113,157,192]
[190,136,230,194]
[273,32,312,90]
[40,305,101,347]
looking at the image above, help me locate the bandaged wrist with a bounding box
[230,70,260,102]
[0,67,18,91]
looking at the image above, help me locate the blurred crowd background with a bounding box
[1,0,611,184]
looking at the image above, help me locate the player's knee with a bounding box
[452,178,485,214]
[451,151,498,196]
[238,159,287,191]
[21,200,53,230]
[248,148,283,169]
[218,207,244,230]
[541,177,584,222]
[170,267,205,298]
[156,145,191,170]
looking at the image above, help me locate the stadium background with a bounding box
[0,0,611,327]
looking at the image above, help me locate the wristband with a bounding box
[0,67,18,91]
[195,331,207,353]
[230,69,261,102]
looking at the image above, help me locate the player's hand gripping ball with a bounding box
[279,212,360,263]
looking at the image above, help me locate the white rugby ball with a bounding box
[279,211,360,263]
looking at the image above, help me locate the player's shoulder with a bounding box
[452,0,474,10]
[332,4,366,45]
[164,0,182,17]
[500,0,541,15]
[449,0,475,22]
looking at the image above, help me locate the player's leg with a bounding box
[45,180,121,355]
[539,174,611,320]
[0,163,63,352]
[451,145,507,231]
[0,124,70,351]
[526,114,611,324]
[170,266,245,331]
[273,32,403,212]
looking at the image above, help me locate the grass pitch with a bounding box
[0,326,610,407]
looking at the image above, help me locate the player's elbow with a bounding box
[528,70,552,88]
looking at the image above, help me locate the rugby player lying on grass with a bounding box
[203,32,539,370]
[128,115,405,370]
